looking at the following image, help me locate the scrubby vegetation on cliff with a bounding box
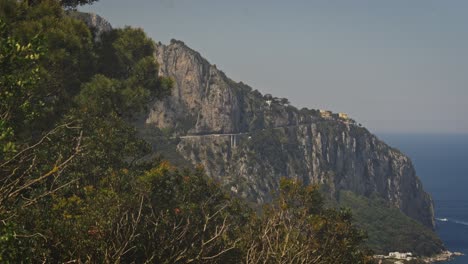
[0,1,373,262]
[336,191,444,256]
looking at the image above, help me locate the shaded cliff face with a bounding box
[145,39,435,229]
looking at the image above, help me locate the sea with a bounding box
[379,134,468,264]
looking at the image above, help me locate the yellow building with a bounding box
[319,109,332,118]
[338,113,349,120]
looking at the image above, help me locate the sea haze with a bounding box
[378,134,468,264]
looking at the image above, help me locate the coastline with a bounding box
[422,251,464,263]
[374,251,464,263]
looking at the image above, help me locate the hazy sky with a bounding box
[81,0,468,134]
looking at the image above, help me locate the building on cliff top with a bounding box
[338,112,349,120]
[319,109,332,118]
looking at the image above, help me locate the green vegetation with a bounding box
[0,1,380,262]
[28,0,99,8]
[242,179,373,264]
[337,191,444,256]
[248,129,288,173]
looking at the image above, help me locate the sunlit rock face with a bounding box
[144,39,435,229]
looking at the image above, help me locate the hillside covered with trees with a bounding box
[0,1,373,263]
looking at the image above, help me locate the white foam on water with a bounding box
[452,219,468,226]
[436,217,468,226]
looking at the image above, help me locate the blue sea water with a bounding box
[378,134,468,264]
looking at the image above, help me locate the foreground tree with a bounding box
[0,1,172,261]
[0,17,84,262]
[242,178,373,264]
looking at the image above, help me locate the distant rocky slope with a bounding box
[144,39,436,230]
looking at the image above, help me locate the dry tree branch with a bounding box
[0,124,83,216]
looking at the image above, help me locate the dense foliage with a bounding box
[0,1,372,263]
[242,179,372,263]
[338,191,444,256]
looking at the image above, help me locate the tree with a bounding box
[0,2,172,261]
[280,98,290,105]
[129,163,246,263]
[26,0,99,8]
[0,17,82,211]
[241,178,372,264]
[60,0,98,8]
[4,0,96,131]
[0,18,84,262]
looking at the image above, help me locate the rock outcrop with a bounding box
[144,39,436,229]
[69,12,112,41]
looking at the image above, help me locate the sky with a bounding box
[80,0,468,134]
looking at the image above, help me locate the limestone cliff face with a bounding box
[145,39,435,229]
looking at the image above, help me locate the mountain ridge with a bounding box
[142,38,437,231]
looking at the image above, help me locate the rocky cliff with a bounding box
[69,12,112,41]
[143,39,436,229]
